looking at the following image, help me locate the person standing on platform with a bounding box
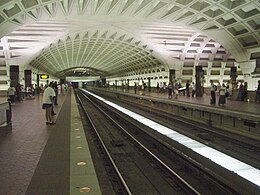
[242,82,248,101]
[53,81,58,105]
[7,85,16,104]
[237,81,244,101]
[51,83,57,116]
[168,82,173,99]
[26,85,32,97]
[15,84,21,102]
[186,80,190,97]
[163,82,166,93]
[191,82,196,97]
[31,84,35,96]
[20,85,25,100]
[217,81,221,95]
[210,80,216,104]
[218,83,226,106]
[159,82,163,93]
[227,80,232,99]
[174,80,179,99]
[42,83,56,125]
[58,84,61,95]
[134,83,137,94]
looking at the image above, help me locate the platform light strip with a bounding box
[83,89,260,187]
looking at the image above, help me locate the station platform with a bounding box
[0,87,259,194]
[0,91,101,194]
[108,87,260,115]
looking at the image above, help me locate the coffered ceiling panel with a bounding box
[0,0,259,78]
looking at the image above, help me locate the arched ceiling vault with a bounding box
[0,0,259,78]
[30,30,163,78]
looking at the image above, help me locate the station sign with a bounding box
[39,74,49,79]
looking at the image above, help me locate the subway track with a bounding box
[75,89,246,194]
[89,89,260,170]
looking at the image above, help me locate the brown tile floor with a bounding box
[0,94,66,194]
[25,93,71,195]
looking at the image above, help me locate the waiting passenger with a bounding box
[20,85,25,100]
[26,85,32,97]
[191,82,196,97]
[186,80,190,97]
[7,85,16,104]
[241,82,248,101]
[159,82,163,93]
[53,81,58,105]
[168,82,173,99]
[226,80,232,99]
[174,80,179,99]
[15,84,21,102]
[42,83,56,125]
[218,84,226,106]
[237,81,244,101]
[156,82,159,93]
[217,81,221,95]
[31,84,35,96]
[210,80,216,104]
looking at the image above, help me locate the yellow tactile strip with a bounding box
[70,92,101,195]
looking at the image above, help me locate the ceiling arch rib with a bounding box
[29,30,161,78]
[137,23,236,64]
[0,0,259,52]
[57,66,106,78]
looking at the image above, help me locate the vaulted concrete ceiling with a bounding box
[0,0,259,78]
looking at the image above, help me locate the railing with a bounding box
[0,101,12,131]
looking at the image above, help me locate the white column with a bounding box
[236,61,256,90]
[78,81,83,88]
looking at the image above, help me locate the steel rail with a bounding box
[76,92,133,195]
[79,89,201,195]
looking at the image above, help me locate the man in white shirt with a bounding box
[7,85,16,104]
[42,83,56,125]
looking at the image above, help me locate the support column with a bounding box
[9,65,19,87]
[24,70,32,88]
[60,78,65,84]
[101,77,106,87]
[236,61,256,89]
[78,81,83,88]
[148,77,151,92]
[36,74,40,88]
[169,69,175,83]
[195,66,203,97]
[127,79,129,90]
[230,67,237,90]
